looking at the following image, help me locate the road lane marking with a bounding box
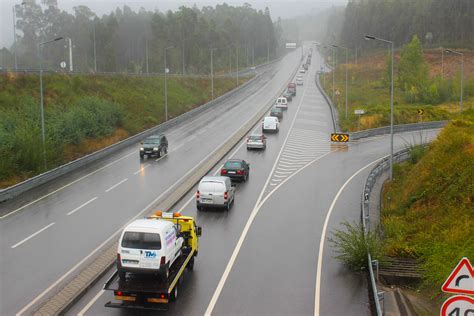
[313,156,385,316]
[105,178,128,193]
[205,74,309,316]
[77,289,105,316]
[155,153,169,162]
[133,164,150,175]
[66,197,98,216]
[11,222,56,249]
[1,150,136,220]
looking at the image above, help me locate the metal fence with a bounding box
[0,61,277,203]
[350,121,448,140]
[361,148,412,315]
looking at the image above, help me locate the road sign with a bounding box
[440,295,474,316]
[60,61,67,69]
[355,109,365,115]
[165,68,170,74]
[335,89,341,96]
[331,133,349,142]
[418,109,424,115]
[442,257,474,295]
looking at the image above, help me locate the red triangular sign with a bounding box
[441,257,474,295]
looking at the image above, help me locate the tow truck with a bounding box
[104,211,202,311]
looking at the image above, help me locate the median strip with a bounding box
[31,59,300,316]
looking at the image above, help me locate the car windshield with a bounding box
[224,161,242,169]
[272,108,282,112]
[143,138,160,145]
[249,135,262,140]
[121,232,161,250]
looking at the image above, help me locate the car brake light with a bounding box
[221,169,227,175]
[237,170,243,175]
[117,253,121,263]
[117,291,123,296]
[160,256,166,266]
[160,294,166,299]
[196,190,200,199]
[224,191,228,200]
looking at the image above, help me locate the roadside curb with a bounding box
[31,56,301,315]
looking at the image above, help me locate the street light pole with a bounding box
[445,49,464,113]
[332,46,336,100]
[365,35,395,180]
[333,45,349,118]
[145,35,149,75]
[164,46,173,121]
[93,21,97,72]
[12,2,25,70]
[66,37,73,72]
[210,47,217,99]
[38,36,64,170]
[236,45,239,86]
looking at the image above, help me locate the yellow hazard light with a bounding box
[154,211,162,216]
[115,295,136,302]
[147,298,168,304]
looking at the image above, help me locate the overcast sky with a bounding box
[1,0,347,48]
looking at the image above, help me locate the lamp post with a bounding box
[333,45,349,118]
[365,35,395,180]
[210,47,218,99]
[65,37,73,72]
[445,49,464,113]
[144,33,149,75]
[236,44,239,86]
[38,36,64,170]
[164,46,173,121]
[93,20,97,72]
[332,46,336,100]
[12,2,26,70]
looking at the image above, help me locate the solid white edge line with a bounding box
[204,75,309,316]
[155,153,169,162]
[11,222,56,249]
[313,156,387,316]
[66,197,98,216]
[104,178,128,193]
[77,289,105,316]
[1,150,136,220]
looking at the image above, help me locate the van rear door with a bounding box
[121,231,162,269]
[199,181,225,205]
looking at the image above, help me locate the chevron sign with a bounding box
[331,133,349,142]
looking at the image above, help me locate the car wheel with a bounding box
[197,204,202,211]
[225,202,230,211]
[170,282,179,302]
[164,147,168,154]
[157,150,161,158]
[139,154,144,159]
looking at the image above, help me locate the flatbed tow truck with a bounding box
[104,211,202,311]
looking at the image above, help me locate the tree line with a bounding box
[1,1,279,74]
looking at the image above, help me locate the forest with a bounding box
[1,1,279,74]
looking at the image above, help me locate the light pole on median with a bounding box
[333,45,349,119]
[93,20,97,72]
[365,35,395,180]
[445,49,464,113]
[38,36,64,170]
[164,46,173,121]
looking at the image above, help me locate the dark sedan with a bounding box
[220,159,250,182]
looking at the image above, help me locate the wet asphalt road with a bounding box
[69,45,441,316]
[0,50,302,315]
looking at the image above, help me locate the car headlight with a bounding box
[153,147,159,151]
[140,147,144,151]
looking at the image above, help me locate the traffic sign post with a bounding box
[417,109,424,123]
[440,295,474,316]
[331,133,349,142]
[354,109,365,131]
[442,257,474,295]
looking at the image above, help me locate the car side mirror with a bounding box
[197,226,202,237]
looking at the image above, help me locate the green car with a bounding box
[270,107,283,119]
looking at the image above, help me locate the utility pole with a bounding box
[445,49,464,113]
[93,21,97,72]
[66,37,73,72]
[164,46,173,121]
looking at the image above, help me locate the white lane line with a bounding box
[274,170,293,175]
[314,156,385,316]
[205,75,309,316]
[133,164,150,175]
[155,153,169,162]
[66,197,98,216]
[273,174,288,178]
[77,289,105,316]
[11,222,56,249]
[105,178,128,193]
[1,150,136,220]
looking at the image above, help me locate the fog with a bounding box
[1,0,347,48]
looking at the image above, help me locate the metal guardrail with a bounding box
[0,64,276,203]
[361,148,412,315]
[315,71,340,133]
[351,121,448,140]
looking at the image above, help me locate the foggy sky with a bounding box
[1,0,347,48]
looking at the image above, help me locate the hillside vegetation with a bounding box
[0,72,247,187]
[382,112,474,295]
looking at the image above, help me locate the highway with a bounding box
[68,49,440,315]
[0,50,302,315]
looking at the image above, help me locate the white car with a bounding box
[275,97,288,110]
[299,68,306,73]
[117,218,184,279]
[262,116,280,133]
[196,176,235,211]
[296,77,304,85]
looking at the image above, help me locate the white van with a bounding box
[262,116,280,133]
[117,219,184,279]
[196,176,235,211]
[275,97,288,110]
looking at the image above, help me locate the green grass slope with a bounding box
[382,111,474,296]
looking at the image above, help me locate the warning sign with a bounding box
[440,295,474,316]
[442,257,474,295]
